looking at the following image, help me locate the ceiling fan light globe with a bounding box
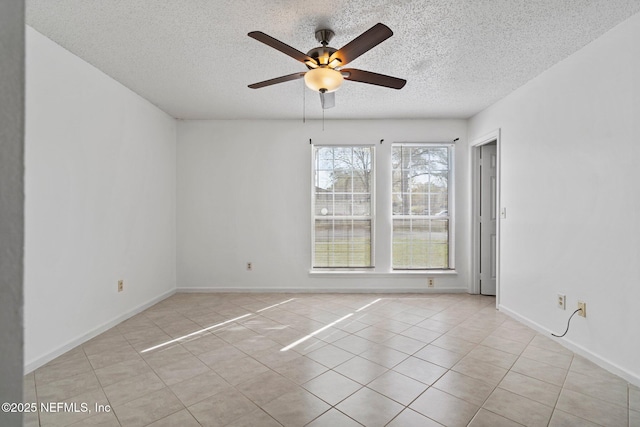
[304,68,343,93]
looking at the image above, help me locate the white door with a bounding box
[480,143,497,295]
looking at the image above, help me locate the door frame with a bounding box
[470,129,501,306]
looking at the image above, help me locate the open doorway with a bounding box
[471,131,501,303]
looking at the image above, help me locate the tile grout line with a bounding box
[28,293,633,427]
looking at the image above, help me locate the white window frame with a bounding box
[391,142,455,270]
[311,144,376,270]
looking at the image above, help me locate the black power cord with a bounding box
[551,308,583,338]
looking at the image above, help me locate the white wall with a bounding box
[24,27,177,371]
[468,12,640,384]
[0,2,25,425]
[177,119,469,292]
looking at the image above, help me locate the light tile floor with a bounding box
[23,293,638,426]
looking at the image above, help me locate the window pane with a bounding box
[317,147,334,169]
[391,169,404,193]
[392,145,451,269]
[333,173,352,193]
[314,219,371,267]
[316,170,334,191]
[392,218,449,269]
[333,219,351,267]
[429,148,449,170]
[431,219,449,268]
[314,219,332,266]
[314,192,332,216]
[353,194,371,215]
[333,147,352,172]
[334,193,352,216]
[392,193,404,215]
[410,219,430,265]
[410,192,428,215]
[392,218,412,269]
[313,146,373,268]
[352,173,370,193]
[350,220,371,266]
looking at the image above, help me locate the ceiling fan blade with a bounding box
[320,91,335,109]
[341,68,406,89]
[248,31,317,65]
[329,23,393,66]
[248,72,306,89]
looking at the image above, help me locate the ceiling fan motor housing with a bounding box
[305,29,338,68]
[306,46,338,68]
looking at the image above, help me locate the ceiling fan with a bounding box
[247,23,406,109]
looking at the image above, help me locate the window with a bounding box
[312,146,374,268]
[392,144,453,269]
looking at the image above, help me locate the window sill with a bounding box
[308,270,457,278]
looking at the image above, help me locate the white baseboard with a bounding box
[499,304,640,388]
[24,289,176,374]
[176,287,470,294]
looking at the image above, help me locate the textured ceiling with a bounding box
[26,0,640,120]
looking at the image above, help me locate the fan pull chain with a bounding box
[322,108,325,131]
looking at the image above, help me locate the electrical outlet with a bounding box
[557,293,566,310]
[118,280,123,292]
[577,301,586,317]
[428,278,434,288]
[247,262,252,271]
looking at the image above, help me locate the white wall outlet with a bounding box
[578,301,586,317]
[247,262,252,271]
[557,293,566,310]
[428,278,435,288]
[118,280,124,292]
